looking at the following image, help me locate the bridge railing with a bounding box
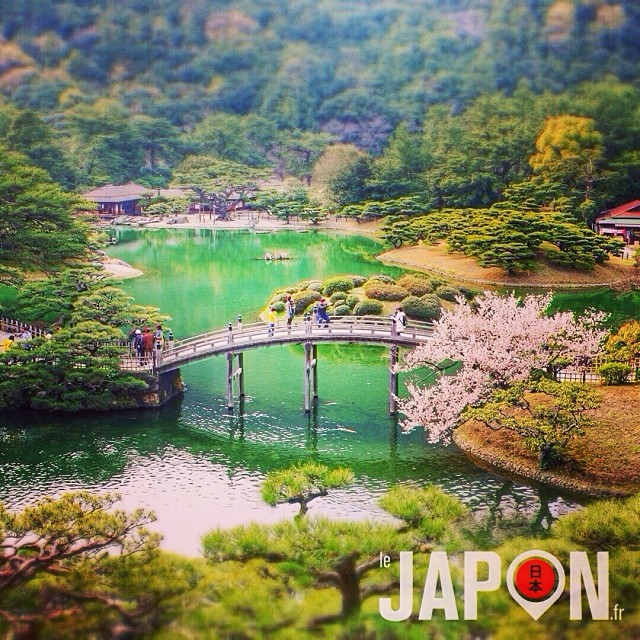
[154,316,434,371]
[0,317,47,338]
[170,316,433,349]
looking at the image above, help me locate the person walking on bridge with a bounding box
[267,305,277,337]
[142,327,154,364]
[285,295,295,331]
[392,306,407,335]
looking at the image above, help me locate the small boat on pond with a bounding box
[256,251,291,261]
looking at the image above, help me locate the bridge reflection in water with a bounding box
[122,316,434,415]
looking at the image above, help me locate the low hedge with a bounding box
[333,304,351,316]
[363,281,409,301]
[353,300,384,316]
[366,274,396,285]
[323,277,355,296]
[345,295,359,309]
[403,294,442,321]
[330,291,347,303]
[597,362,632,385]
[435,285,463,302]
[397,274,435,296]
[292,290,322,314]
[306,281,324,292]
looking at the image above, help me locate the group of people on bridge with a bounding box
[129,324,174,364]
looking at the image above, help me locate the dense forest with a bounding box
[0,1,638,184]
[1,0,640,274]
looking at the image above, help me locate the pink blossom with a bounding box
[399,292,608,442]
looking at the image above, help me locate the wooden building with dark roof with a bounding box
[594,200,640,244]
[82,182,151,215]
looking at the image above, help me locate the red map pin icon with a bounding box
[507,550,565,620]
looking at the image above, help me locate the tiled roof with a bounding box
[598,199,640,219]
[82,182,151,201]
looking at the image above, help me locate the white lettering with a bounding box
[379,551,414,621]
[419,551,459,620]
[463,551,501,619]
[569,552,609,620]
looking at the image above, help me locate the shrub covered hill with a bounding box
[1,0,639,147]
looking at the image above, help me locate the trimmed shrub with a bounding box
[333,304,351,316]
[322,277,354,296]
[330,291,347,303]
[366,274,396,284]
[457,286,475,300]
[272,301,285,312]
[363,281,409,301]
[403,295,441,321]
[353,300,384,316]
[345,295,359,309]
[292,290,322,314]
[306,281,323,292]
[597,362,632,385]
[429,278,443,288]
[350,275,367,287]
[435,285,462,302]
[397,274,434,296]
[269,291,290,304]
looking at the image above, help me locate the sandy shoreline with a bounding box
[117,213,380,235]
[103,214,635,289]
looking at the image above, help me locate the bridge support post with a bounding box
[389,345,399,415]
[238,352,245,398]
[312,344,318,399]
[225,351,245,411]
[304,341,317,413]
[226,352,234,411]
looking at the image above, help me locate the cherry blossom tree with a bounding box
[399,292,607,444]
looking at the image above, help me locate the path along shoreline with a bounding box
[101,214,380,279]
[104,214,635,289]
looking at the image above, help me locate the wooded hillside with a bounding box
[1,0,638,147]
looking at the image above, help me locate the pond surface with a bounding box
[0,229,605,554]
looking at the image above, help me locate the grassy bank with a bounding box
[379,242,636,289]
[454,384,640,497]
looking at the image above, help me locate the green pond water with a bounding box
[4,228,638,555]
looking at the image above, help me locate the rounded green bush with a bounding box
[350,275,367,287]
[330,291,347,303]
[322,277,354,296]
[345,295,359,309]
[269,291,290,304]
[397,274,435,296]
[403,295,441,321]
[292,290,322,314]
[435,285,462,302]
[271,301,285,312]
[457,286,475,300]
[597,362,632,385]
[363,281,409,301]
[353,300,384,316]
[366,274,396,284]
[306,281,324,292]
[333,304,351,316]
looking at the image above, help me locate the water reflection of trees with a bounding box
[471,479,571,542]
[1,394,585,532]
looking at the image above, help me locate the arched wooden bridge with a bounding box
[126,316,434,414]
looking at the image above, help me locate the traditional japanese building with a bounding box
[594,199,640,244]
[82,182,152,216]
